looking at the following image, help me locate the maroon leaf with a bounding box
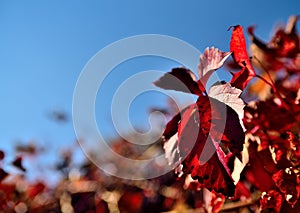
[118,190,144,213]
[208,82,246,137]
[232,181,251,201]
[269,29,299,58]
[0,168,8,182]
[153,67,201,95]
[272,168,299,206]
[260,190,283,213]
[0,150,4,161]
[244,141,276,192]
[211,191,226,213]
[12,156,26,172]
[197,95,245,156]
[162,112,181,141]
[183,147,235,196]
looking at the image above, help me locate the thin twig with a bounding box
[255,74,277,93]
[252,55,277,88]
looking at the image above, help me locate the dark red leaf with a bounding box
[71,192,96,212]
[248,26,285,73]
[162,112,181,141]
[260,190,283,213]
[12,156,26,172]
[269,29,299,58]
[272,168,299,206]
[0,168,8,182]
[153,67,201,95]
[184,150,236,196]
[0,150,4,161]
[118,190,144,213]
[244,141,276,192]
[232,181,251,201]
[247,16,300,77]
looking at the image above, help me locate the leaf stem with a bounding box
[251,55,277,87]
[255,74,277,93]
[251,56,290,109]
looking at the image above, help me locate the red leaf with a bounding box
[118,190,144,213]
[163,94,244,196]
[0,150,4,161]
[260,190,283,213]
[247,26,285,72]
[211,191,226,213]
[269,29,299,58]
[27,182,46,198]
[229,25,251,67]
[208,82,245,131]
[184,150,236,196]
[198,95,245,156]
[244,141,276,192]
[12,156,26,172]
[162,112,181,141]
[230,67,254,90]
[0,168,8,182]
[177,103,200,159]
[153,67,201,95]
[232,181,251,201]
[229,25,256,90]
[272,168,299,206]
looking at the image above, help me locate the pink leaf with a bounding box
[198,47,231,89]
[272,168,299,206]
[260,190,283,213]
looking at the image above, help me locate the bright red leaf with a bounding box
[228,25,256,90]
[161,91,244,196]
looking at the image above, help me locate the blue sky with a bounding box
[0,1,299,181]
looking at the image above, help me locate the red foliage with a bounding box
[228,25,256,90]
[156,15,300,212]
[0,14,299,213]
[260,190,283,213]
[156,33,246,197]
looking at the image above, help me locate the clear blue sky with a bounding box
[0,1,299,182]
